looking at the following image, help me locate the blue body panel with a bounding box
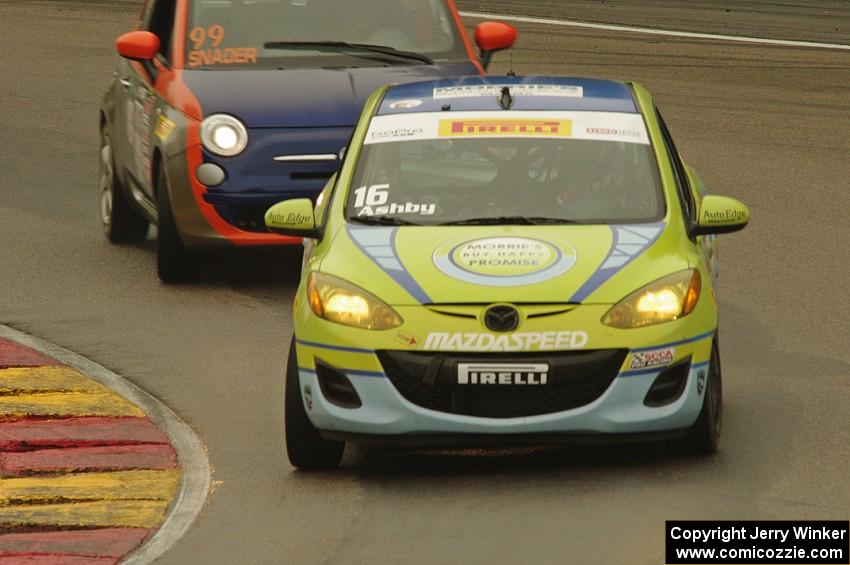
[183,63,480,128]
[379,76,638,115]
[181,62,480,230]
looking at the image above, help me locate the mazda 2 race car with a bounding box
[265,76,750,469]
[98,0,515,282]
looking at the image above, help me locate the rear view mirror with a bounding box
[265,198,320,238]
[116,31,160,62]
[474,22,517,70]
[692,195,750,236]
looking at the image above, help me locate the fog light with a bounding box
[643,357,691,407]
[315,360,362,409]
[196,163,226,186]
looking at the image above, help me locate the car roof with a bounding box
[378,76,637,115]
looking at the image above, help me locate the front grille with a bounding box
[377,349,628,419]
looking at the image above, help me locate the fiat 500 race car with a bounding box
[98,0,515,282]
[265,76,750,469]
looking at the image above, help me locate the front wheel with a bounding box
[156,164,200,283]
[285,338,344,470]
[677,340,722,454]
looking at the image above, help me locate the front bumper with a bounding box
[293,304,715,439]
[168,126,348,248]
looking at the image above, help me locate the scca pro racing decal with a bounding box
[424,331,588,352]
[630,347,675,370]
[433,236,576,287]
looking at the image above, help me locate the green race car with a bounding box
[265,76,750,469]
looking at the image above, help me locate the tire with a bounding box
[285,338,344,470]
[677,340,722,455]
[156,164,200,283]
[99,126,148,243]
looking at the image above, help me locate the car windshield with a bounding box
[345,111,665,226]
[186,0,466,69]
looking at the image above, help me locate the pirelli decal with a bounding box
[438,118,572,138]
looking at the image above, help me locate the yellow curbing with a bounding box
[0,366,110,394]
[0,469,181,505]
[0,391,145,418]
[0,500,171,529]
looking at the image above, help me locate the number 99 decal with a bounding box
[187,24,258,68]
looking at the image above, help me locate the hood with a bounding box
[320,223,687,305]
[182,63,479,128]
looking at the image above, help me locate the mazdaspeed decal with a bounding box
[570,222,665,302]
[424,331,588,352]
[433,237,576,287]
[347,226,431,303]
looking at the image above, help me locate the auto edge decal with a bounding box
[569,222,665,302]
[347,226,431,304]
[433,236,577,287]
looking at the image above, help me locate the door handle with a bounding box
[119,78,131,89]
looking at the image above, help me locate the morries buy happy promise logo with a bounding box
[433,237,577,286]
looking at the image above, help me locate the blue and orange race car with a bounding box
[98,0,516,282]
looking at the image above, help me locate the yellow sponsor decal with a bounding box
[439,118,572,138]
[154,115,176,141]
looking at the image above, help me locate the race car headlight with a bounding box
[307,272,402,330]
[602,269,701,329]
[200,114,248,157]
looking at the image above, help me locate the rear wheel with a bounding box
[677,340,722,454]
[285,338,344,470]
[99,127,148,242]
[156,164,200,283]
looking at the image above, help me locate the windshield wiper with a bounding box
[443,216,580,226]
[262,41,434,65]
[349,215,422,226]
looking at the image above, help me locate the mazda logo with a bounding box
[484,305,520,332]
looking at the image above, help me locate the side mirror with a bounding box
[692,195,750,236]
[474,22,517,70]
[116,31,160,62]
[265,198,320,238]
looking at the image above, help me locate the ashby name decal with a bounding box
[424,331,588,352]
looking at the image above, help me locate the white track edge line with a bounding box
[460,11,850,51]
[0,324,211,565]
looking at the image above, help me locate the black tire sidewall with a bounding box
[285,337,344,469]
[156,165,199,282]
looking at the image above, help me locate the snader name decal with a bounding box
[424,331,588,352]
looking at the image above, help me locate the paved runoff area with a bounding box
[0,335,181,563]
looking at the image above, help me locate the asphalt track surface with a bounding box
[2,1,849,563]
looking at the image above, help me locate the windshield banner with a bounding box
[365,111,650,146]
